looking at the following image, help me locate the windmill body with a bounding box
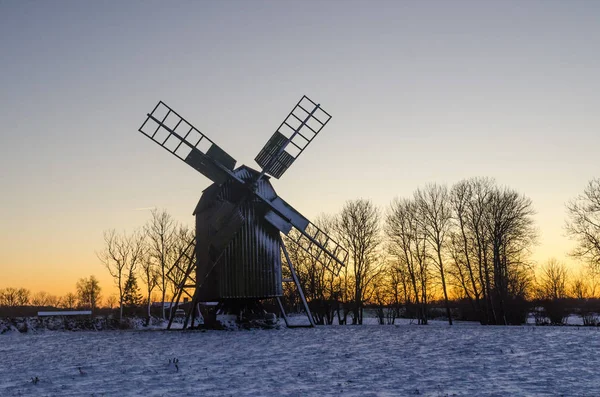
[194,165,282,301]
[137,95,349,328]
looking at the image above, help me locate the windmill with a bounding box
[137,95,348,328]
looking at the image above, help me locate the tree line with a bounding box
[284,177,600,326]
[1,209,195,322]
[3,177,599,326]
[0,276,101,312]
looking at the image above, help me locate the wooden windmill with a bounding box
[137,96,348,328]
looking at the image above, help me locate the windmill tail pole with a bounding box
[280,236,315,327]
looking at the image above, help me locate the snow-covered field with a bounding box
[2,324,599,396]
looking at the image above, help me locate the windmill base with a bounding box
[185,299,280,330]
[216,299,279,329]
[167,238,317,330]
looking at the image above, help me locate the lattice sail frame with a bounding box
[166,237,197,300]
[284,222,349,276]
[139,101,236,184]
[255,95,332,179]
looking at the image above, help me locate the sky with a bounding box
[1,0,599,297]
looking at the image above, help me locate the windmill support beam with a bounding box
[185,288,201,330]
[280,236,315,328]
[276,297,290,327]
[166,237,197,330]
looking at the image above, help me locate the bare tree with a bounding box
[0,288,12,306]
[16,288,30,306]
[373,260,405,325]
[447,178,536,325]
[570,267,599,325]
[97,229,145,321]
[536,259,569,300]
[336,199,382,324]
[485,186,536,324]
[0,287,30,307]
[61,292,78,309]
[415,184,453,325]
[145,209,177,319]
[386,198,430,324]
[448,178,495,323]
[571,267,599,299]
[105,294,118,310]
[566,178,600,271]
[76,276,102,314]
[571,276,589,300]
[31,291,50,307]
[1,288,12,307]
[386,258,414,319]
[468,178,496,323]
[47,294,60,308]
[535,259,570,325]
[139,250,159,322]
[449,180,481,321]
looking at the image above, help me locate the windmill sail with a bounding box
[258,193,348,275]
[139,101,237,184]
[285,220,348,276]
[255,95,332,179]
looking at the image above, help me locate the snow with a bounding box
[2,324,600,396]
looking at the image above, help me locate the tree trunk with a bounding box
[146,295,151,326]
[437,248,453,325]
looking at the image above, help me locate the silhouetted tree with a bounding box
[336,199,382,324]
[570,268,597,299]
[415,184,453,325]
[535,259,570,325]
[98,229,145,321]
[536,259,569,300]
[105,294,118,310]
[386,198,430,324]
[566,178,600,271]
[486,186,536,324]
[386,258,413,319]
[123,272,143,309]
[18,288,30,306]
[61,292,78,309]
[139,249,159,322]
[0,287,30,307]
[76,276,102,315]
[145,209,177,319]
[570,267,599,325]
[47,294,60,307]
[447,178,536,325]
[31,291,50,307]
[448,179,485,322]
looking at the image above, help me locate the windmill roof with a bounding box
[192,164,276,216]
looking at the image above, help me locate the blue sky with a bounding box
[1,0,599,293]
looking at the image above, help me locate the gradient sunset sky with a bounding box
[1,1,599,296]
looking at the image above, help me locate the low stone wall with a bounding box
[0,316,165,333]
